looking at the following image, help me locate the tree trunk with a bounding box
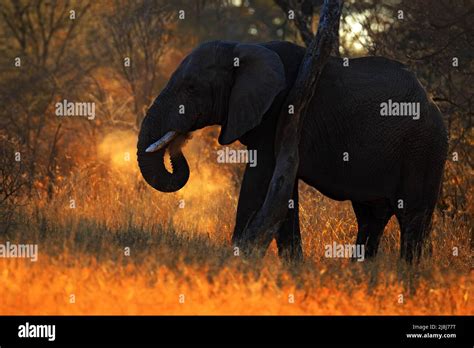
[237,0,344,257]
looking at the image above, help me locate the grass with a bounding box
[0,130,471,315]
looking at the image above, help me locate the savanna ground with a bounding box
[0,0,472,315]
[1,128,472,315]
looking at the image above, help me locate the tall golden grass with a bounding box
[0,128,471,315]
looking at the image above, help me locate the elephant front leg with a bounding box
[231,158,303,262]
[231,159,272,255]
[275,180,303,263]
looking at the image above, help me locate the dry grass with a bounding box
[0,129,472,315]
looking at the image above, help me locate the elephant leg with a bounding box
[231,112,304,260]
[394,148,443,263]
[352,201,392,259]
[231,145,274,251]
[396,207,434,263]
[275,180,303,263]
[231,149,303,262]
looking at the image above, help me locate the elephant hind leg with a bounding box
[352,201,393,259]
[275,180,303,263]
[394,141,445,263]
[393,168,439,263]
[395,206,435,263]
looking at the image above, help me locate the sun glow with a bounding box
[98,130,138,171]
[341,13,373,54]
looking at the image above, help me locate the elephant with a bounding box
[137,40,448,264]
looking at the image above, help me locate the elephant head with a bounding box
[137,41,286,192]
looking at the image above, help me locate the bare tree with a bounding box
[0,0,91,194]
[274,0,340,55]
[0,133,27,234]
[103,0,174,128]
[274,0,316,46]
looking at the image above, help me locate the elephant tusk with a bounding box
[145,131,178,153]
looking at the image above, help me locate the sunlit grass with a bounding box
[0,129,471,315]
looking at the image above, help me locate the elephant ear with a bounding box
[218,44,286,145]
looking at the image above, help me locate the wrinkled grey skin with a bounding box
[137,40,448,263]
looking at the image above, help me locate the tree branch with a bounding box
[275,0,315,47]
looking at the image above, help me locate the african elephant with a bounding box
[137,40,448,263]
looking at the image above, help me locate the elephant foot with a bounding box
[232,237,267,261]
[277,243,304,266]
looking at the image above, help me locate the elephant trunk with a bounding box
[137,143,189,193]
[137,99,190,192]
